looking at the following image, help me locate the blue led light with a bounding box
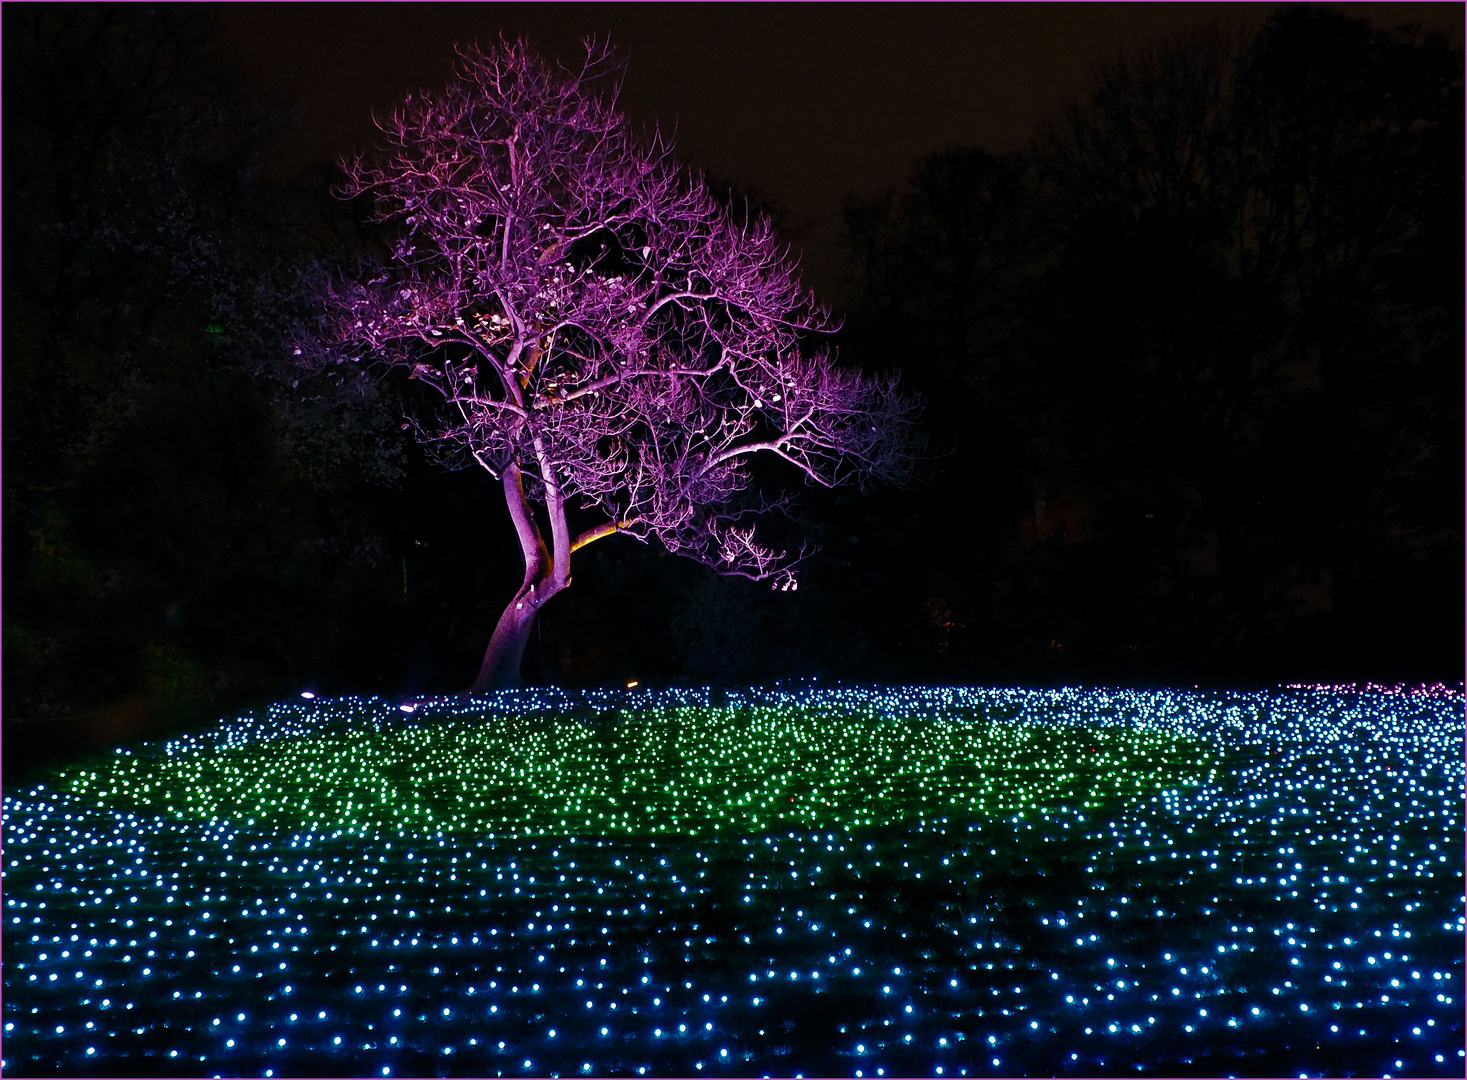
[2,684,1461,1076]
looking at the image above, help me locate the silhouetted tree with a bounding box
[839,148,1046,676]
[2,5,407,720]
[841,5,1462,682]
[1032,5,1462,675]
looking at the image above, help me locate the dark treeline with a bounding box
[4,5,1461,768]
[2,5,410,763]
[838,6,1463,687]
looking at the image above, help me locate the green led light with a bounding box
[62,700,1217,840]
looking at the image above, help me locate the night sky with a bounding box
[216,1,1463,303]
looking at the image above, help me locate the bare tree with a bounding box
[297,38,920,692]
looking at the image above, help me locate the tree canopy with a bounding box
[299,38,921,688]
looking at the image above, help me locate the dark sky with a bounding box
[217,2,1463,304]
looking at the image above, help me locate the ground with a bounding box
[2,684,1462,1077]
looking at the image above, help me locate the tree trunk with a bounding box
[462,453,630,694]
[462,461,569,694]
[466,584,542,693]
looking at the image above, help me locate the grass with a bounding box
[2,684,1462,1077]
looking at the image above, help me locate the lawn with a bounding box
[2,684,1462,1077]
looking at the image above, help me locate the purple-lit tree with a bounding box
[298,39,920,692]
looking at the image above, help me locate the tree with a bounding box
[299,39,920,692]
[1030,6,1461,675]
[838,5,1461,683]
[838,149,1044,675]
[2,4,411,723]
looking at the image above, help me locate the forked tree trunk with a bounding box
[462,447,637,694]
[463,461,571,694]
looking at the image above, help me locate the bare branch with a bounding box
[294,37,922,588]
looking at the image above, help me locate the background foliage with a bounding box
[839,6,1463,684]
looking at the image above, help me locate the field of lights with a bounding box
[3,684,1462,1078]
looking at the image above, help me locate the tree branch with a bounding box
[502,463,550,595]
[569,516,640,554]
